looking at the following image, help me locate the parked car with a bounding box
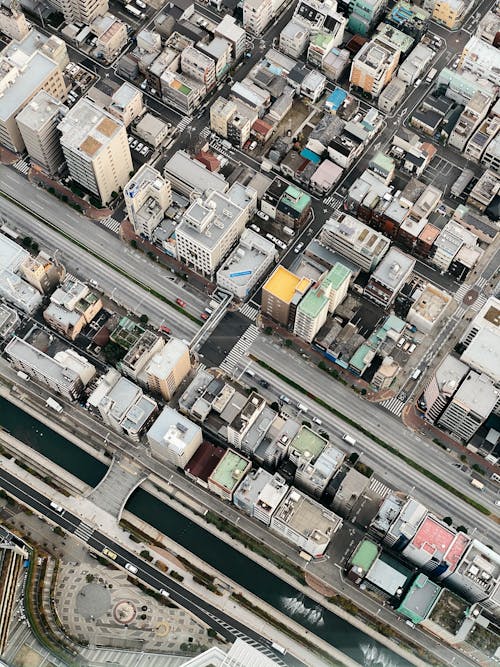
[200,312,208,320]
[250,223,260,233]
[294,242,304,254]
[176,298,186,307]
[160,324,171,334]
[141,146,149,156]
[258,379,269,388]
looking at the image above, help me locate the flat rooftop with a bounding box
[290,426,327,461]
[16,90,67,131]
[350,539,379,572]
[263,265,311,304]
[398,574,441,623]
[0,233,29,273]
[5,336,80,388]
[461,328,500,382]
[209,449,250,492]
[274,488,342,544]
[410,515,455,557]
[185,441,225,482]
[164,150,228,195]
[58,98,122,158]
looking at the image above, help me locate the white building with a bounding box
[397,44,434,84]
[215,16,246,60]
[279,21,310,58]
[253,473,289,525]
[407,284,452,334]
[459,36,500,87]
[243,0,273,34]
[124,164,172,238]
[145,338,191,400]
[364,247,415,308]
[147,406,202,468]
[216,229,277,300]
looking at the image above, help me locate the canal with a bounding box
[1,396,411,667]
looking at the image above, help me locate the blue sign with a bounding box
[229,270,252,278]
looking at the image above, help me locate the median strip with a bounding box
[251,356,491,517]
[0,190,201,326]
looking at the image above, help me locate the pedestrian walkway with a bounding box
[239,302,260,321]
[220,324,259,375]
[98,216,121,234]
[74,521,94,542]
[471,294,487,312]
[13,158,30,175]
[380,396,405,416]
[455,283,470,301]
[200,126,210,140]
[369,477,393,499]
[177,115,192,133]
[475,276,488,289]
[87,458,147,518]
[454,305,466,319]
[323,194,343,209]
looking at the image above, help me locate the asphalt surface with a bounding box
[0,467,302,667]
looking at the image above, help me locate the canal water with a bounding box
[1,396,411,667]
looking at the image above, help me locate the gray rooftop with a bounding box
[16,90,67,131]
[450,371,499,418]
[370,247,415,288]
[58,98,124,159]
[5,336,80,387]
[0,233,28,272]
[164,150,228,196]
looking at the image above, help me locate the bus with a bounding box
[46,397,63,413]
[125,3,144,17]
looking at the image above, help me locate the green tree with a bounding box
[456,525,468,534]
[22,236,32,248]
[103,341,126,365]
[284,339,293,347]
[270,401,279,411]
[442,516,453,526]
[139,314,149,324]
[130,239,138,249]
[264,326,272,335]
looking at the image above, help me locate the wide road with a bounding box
[248,337,499,548]
[0,467,302,667]
[0,168,201,340]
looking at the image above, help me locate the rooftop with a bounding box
[297,285,329,319]
[185,441,225,482]
[209,449,250,492]
[164,150,228,196]
[290,425,327,461]
[0,233,28,273]
[451,370,499,418]
[428,589,469,636]
[5,336,80,389]
[280,185,311,214]
[370,247,415,288]
[461,328,500,383]
[263,265,311,304]
[409,284,451,323]
[146,338,189,380]
[273,487,342,546]
[16,90,67,131]
[58,98,122,158]
[322,263,351,291]
[350,539,379,572]
[397,574,441,623]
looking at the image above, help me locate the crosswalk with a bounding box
[99,216,121,234]
[13,158,30,175]
[471,294,487,312]
[177,115,192,133]
[454,305,466,319]
[200,126,210,140]
[239,302,260,321]
[380,396,406,416]
[323,194,343,209]
[369,477,394,498]
[74,521,94,542]
[455,283,470,302]
[475,276,488,289]
[220,324,259,375]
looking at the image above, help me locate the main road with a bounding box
[247,337,499,549]
[0,167,201,340]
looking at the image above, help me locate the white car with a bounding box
[250,224,260,233]
[294,242,304,254]
[128,136,133,144]
[125,562,138,574]
[49,501,64,513]
[313,417,322,425]
[136,143,144,151]
[256,211,269,221]
[160,589,170,598]
[141,146,149,156]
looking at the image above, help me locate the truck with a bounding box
[271,642,287,655]
[343,433,356,446]
[125,3,143,17]
[297,402,309,413]
[470,479,485,490]
[283,226,295,236]
[46,397,63,413]
[411,369,422,380]
[425,67,437,83]
[16,371,29,380]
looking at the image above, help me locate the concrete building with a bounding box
[350,38,400,98]
[438,371,499,442]
[261,265,311,327]
[460,296,500,384]
[227,391,266,450]
[407,284,451,334]
[0,37,66,153]
[448,92,492,152]
[364,247,415,308]
[0,303,20,339]
[58,98,132,205]
[210,97,237,139]
[181,46,216,89]
[271,487,342,557]
[0,529,28,654]
[208,449,251,501]
[243,0,272,34]
[145,338,191,400]
[5,336,85,399]
[164,150,228,198]
[309,159,343,195]
[321,263,351,313]
[370,495,427,549]
[43,275,102,340]
[423,0,468,28]
[276,185,312,230]
[0,0,29,40]
[378,77,406,113]
[15,91,67,175]
[233,467,273,516]
[214,16,246,61]
[252,473,289,525]
[423,354,469,423]
[279,21,310,59]
[348,0,385,35]
[161,69,204,117]
[320,212,390,272]
[216,229,277,300]
[124,164,172,238]
[108,82,143,127]
[147,406,202,468]
[20,252,64,294]
[331,467,370,517]
[465,114,500,163]
[119,330,164,382]
[295,444,344,497]
[458,36,500,87]
[467,169,500,213]
[397,574,442,624]
[293,283,330,343]
[135,113,169,148]
[93,14,127,61]
[446,540,500,605]
[176,184,255,280]
[49,0,108,24]
[397,43,434,84]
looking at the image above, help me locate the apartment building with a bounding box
[5,337,85,399]
[119,330,164,382]
[423,0,468,29]
[181,46,216,89]
[364,247,415,308]
[49,0,108,25]
[215,16,246,60]
[280,21,310,58]
[293,284,330,343]
[20,253,65,294]
[0,0,29,40]
[94,14,127,61]
[208,450,251,501]
[160,69,204,115]
[320,212,390,271]
[321,262,351,313]
[15,91,67,175]
[145,338,191,400]
[227,391,266,449]
[423,354,469,424]
[124,164,172,238]
[210,97,237,138]
[467,169,500,213]
[482,135,500,171]
[58,98,132,205]
[108,82,143,127]
[294,0,346,41]
[43,274,102,340]
[459,36,500,86]
[350,38,400,98]
[261,265,311,327]
[163,150,228,198]
[448,91,492,152]
[243,0,273,34]
[147,407,202,468]
[175,184,254,280]
[0,37,66,152]
[465,114,500,162]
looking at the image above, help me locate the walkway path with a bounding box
[87,457,147,518]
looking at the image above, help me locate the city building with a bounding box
[58,98,132,205]
[276,185,312,230]
[164,150,228,198]
[124,164,172,238]
[5,337,85,399]
[176,183,255,280]
[320,263,351,313]
[0,0,29,40]
[467,169,500,213]
[49,0,108,25]
[15,90,67,175]
[465,114,500,163]
[261,265,312,327]
[108,82,143,127]
[20,252,64,295]
[458,36,500,86]
[448,92,492,152]
[145,338,191,400]
[460,296,500,384]
[407,284,452,334]
[181,46,216,89]
[475,6,500,44]
[43,275,102,340]
[320,212,390,271]
[348,0,386,35]
[309,159,343,195]
[364,247,415,308]
[271,487,342,557]
[370,494,427,548]
[243,0,272,34]
[0,270,42,314]
[216,229,277,300]
[402,514,469,573]
[227,391,267,450]
[210,97,238,139]
[350,38,400,98]
[119,330,164,382]
[397,574,442,624]
[422,354,469,423]
[252,473,289,525]
[438,371,499,443]
[378,77,406,113]
[293,283,330,343]
[279,21,310,59]
[161,68,205,117]
[295,443,344,497]
[0,35,66,152]
[322,46,350,80]
[135,113,169,148]
[0,303,20,339]
[147,406,202,468]
[397,43,434,84]
[331,468,370,517]
[0,529,28,654]
[233,467,273,516]
[446,540,500,605]
[214,16,246,61]
[181,638,282,667]
[208,449,251,501]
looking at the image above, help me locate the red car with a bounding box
[200,312,208,321]
[176,298,186,307]
[160,325,171,334]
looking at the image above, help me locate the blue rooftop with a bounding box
[300,148,321,164]
[326,88,347,111]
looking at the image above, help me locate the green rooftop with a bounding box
[370,151,395,172]
[350,539,379,572]
[349,343,375,373]
[210,450,250,491]
[310,32,334,49]
[322,263,351,291]
[281,185,311,213]
[376,23,415,52]
[397,574,441,624]
[110,316,145,349]
[290,426,327,460]
[297,286,329,319]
